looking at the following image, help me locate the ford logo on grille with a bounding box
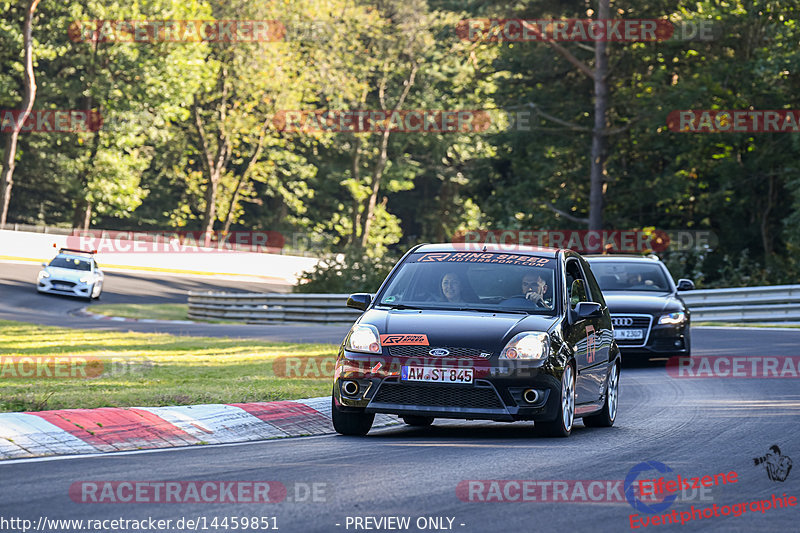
[429,348,450,357]
[612,317,634,327]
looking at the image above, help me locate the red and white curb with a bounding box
[0,397,397,460]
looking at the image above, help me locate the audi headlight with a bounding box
[500,332,550,360]
[345,324,382,354]
[658,311,686,325]
[38,270,50,280]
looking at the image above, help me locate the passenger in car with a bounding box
[439,271,478,303]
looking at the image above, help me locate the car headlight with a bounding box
[38,271,50,279]
[658,311,686,325]
[500,332,550,360]
[345,324,382,354]
[79,275,92,283]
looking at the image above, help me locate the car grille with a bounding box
[387,346,491,358]
[370,381,504,410]
[51,280,77,288]
[611,316,651,328]
[612,314,653,347]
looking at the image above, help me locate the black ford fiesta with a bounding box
[332,244,621,437]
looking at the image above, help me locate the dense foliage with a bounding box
[2,1,800,288]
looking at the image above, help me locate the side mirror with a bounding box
[677,279,695,291]
[575,301,603,319]
[346,293,372,311]
[41,263,47,268]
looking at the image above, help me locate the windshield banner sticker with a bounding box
[414,252,551,267]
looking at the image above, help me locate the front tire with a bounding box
[402,415,434,427]
[534,363,575,438]
[584,360,619,428]
[331,396,374,436]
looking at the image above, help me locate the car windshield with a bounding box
[590,261,670,292]
[377,251,558,314]
[49,256,91,271]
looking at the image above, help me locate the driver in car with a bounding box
[522,272,554,309]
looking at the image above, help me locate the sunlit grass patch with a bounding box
[0,320,337,412]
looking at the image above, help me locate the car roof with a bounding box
[413,243,561,258]
[584,254,661,262]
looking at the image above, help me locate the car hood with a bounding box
[602,291,684,314]
[44,267,91,281]
[358,308,560,350]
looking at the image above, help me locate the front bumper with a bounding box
[37,278,93,298]
[616,321,690,356]
[333,350,563,422]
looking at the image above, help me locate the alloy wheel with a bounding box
[608,364,619,421]
[562,365,575,431]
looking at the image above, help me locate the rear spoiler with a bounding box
[55,245,96,256]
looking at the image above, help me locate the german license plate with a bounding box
[401,366,474,384]
[614,329,644,340]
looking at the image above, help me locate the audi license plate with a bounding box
[401,366,474,384]
[614,329,644,340]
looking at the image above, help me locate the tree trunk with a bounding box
[359,127,392,249]
[358,64,418,249]
[0,0,41,226]
[761,174,775,260]
[202,178,219,242]
[350,140,363,247]
[82,202,92,231]
[193,72,230,246]
[588,0,610,231]
[222,118,271,235]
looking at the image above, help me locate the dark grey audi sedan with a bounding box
[585,255,693,358]
[331,244,621,438]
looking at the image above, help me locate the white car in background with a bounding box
[37,248,104,301]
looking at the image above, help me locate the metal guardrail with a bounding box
[188,292,361,324]
[681,285,800,322]
[189,285,800,324]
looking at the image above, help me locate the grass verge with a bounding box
[0,320,337,412]
[88,303,190,321]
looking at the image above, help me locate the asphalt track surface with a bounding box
[1,261,799,532]
[0,262,350,343]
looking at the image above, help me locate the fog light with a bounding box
[523,389,539,404]
[342,380,359,396]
